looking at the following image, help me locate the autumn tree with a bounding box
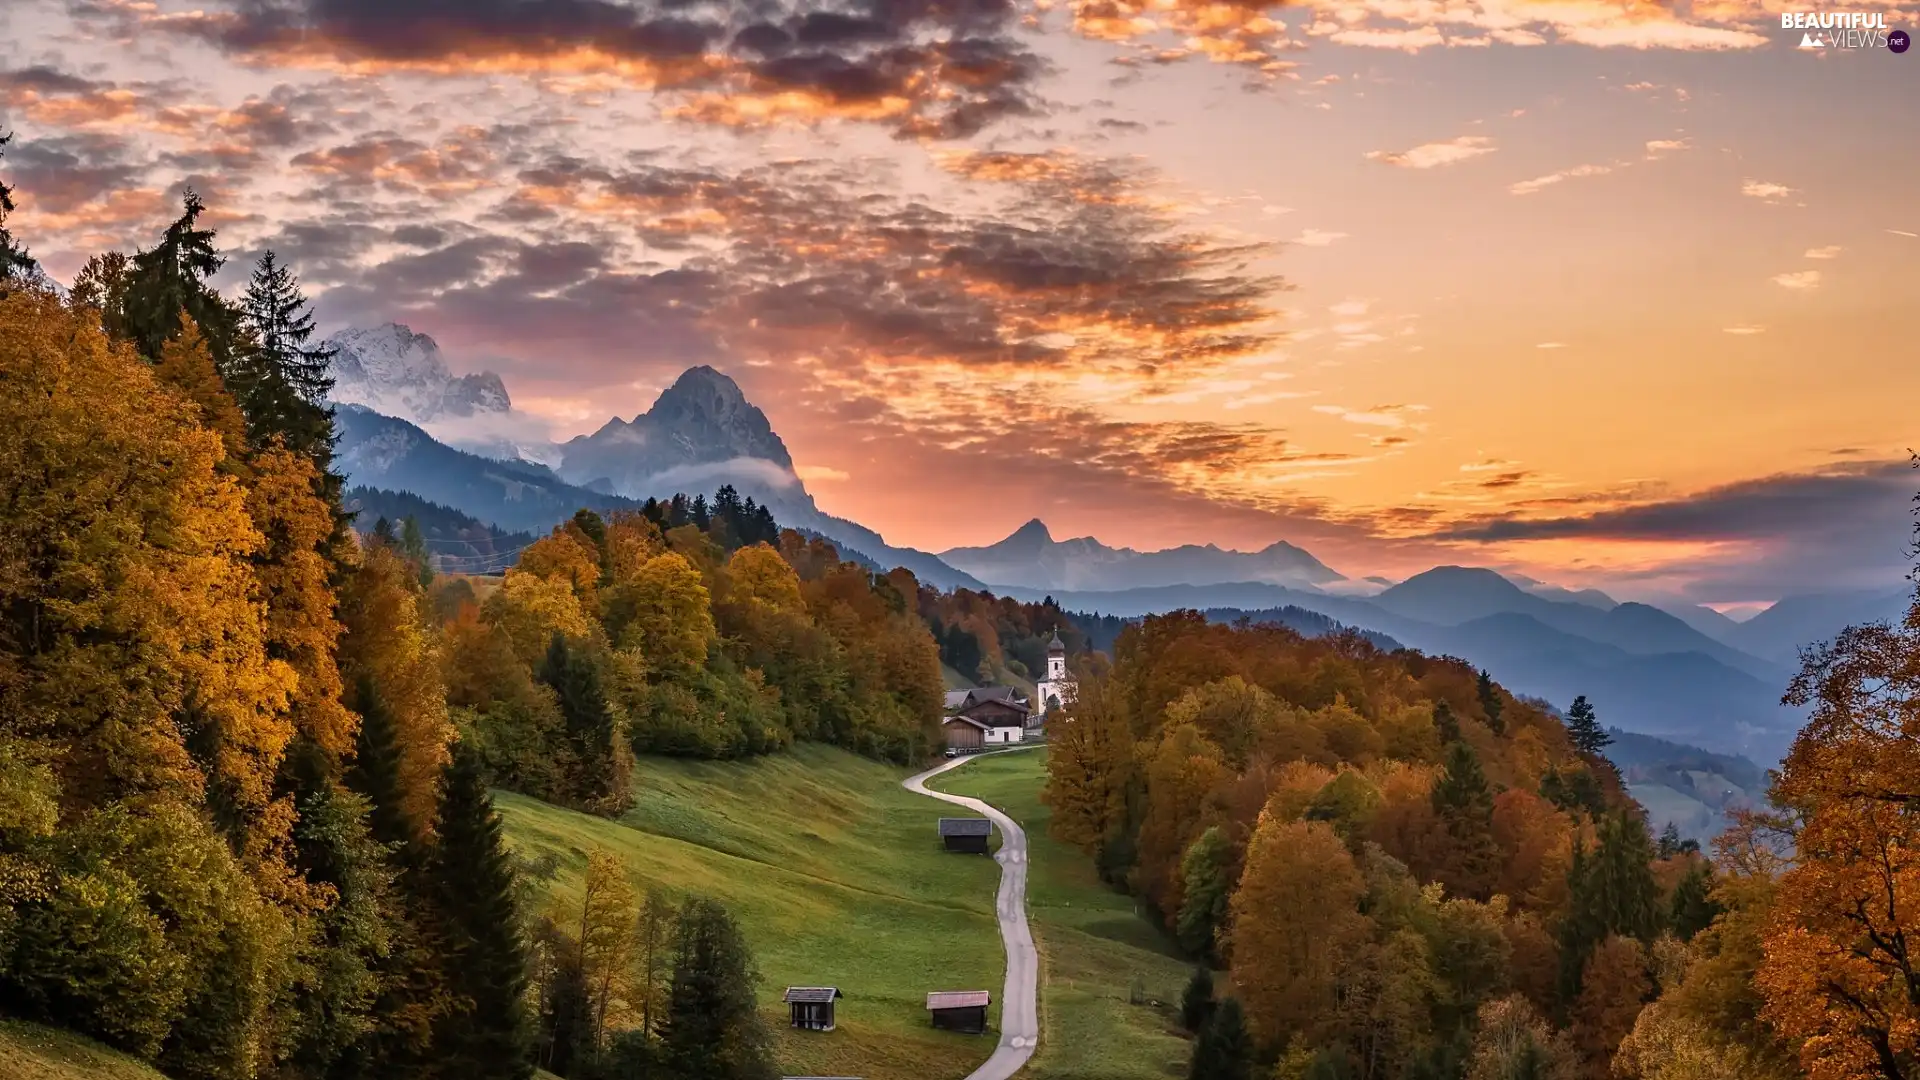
[606,551,714,675]
[1045,674,1137,854]
[1135,722,1230,919]
[339,543,453,838]
[1758,577,1920,1080]
[1232,817,1370,1049]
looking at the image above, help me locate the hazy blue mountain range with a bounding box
[326,352,1908,765]
[938,517,1345,592]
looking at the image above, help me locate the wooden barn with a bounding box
[783,987,843,1032]
[926,991,991,1034]
[939,817,993,854]
[943,687,1030,748]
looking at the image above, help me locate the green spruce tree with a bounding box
[1668,860,1720,942]
[122,190,242,367]
[1432,699,1462,745]
[1431,739,1500,900]
[658,897,777,1080]
[237,249,338,467]
[285,784,396,1077]
[539,635,626,811]
[347,675,414,854]
[1557,811,1662,1006]
[400,516,433,588]
[1188,996,1253,1080]
[432,740,534,1079]
[1180,966,1216,1034]
[1476,670,1505,735]
[1563,695,1610,757]
[0,131,40,288]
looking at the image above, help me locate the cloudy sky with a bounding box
[3,0,1915,607]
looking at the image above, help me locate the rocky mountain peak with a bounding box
[325,323,511,421]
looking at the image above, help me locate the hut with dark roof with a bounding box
[926,990,991,1034]
[938,817,993,854]
[783,986,844,1031]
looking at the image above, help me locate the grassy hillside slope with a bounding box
[929,750,1192,1080]
[496,744,1006,1080]
[0,1020,172,1080]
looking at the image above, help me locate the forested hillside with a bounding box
[1040,596,1920,1080]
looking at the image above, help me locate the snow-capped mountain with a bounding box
[324,323,557,465]
[937,518,1347,592]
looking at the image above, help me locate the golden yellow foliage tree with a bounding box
[339,543,453,836]
[1043,675,1136,852]
[606,551,714,675]
[1758,584,1920,1080]
[518,529,603,610]
[486,568,596,668]
[246,444,355,766]
[722,543,805,614]
[601,511,665,582]
[154,315,249,463]
[1231,816,1370,1049]
[1133,722,1229,919]
[0,289,293,812]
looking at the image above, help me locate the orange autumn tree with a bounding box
[1758,574,1920,1080]
[1232,816,1371,1048]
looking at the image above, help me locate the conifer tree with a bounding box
[1667,860,1719,941]
[1175,827,1234,959]
[401,516,433,588]
[539,635,629,812]
[1181,966,1216,1033]
[1433,699,1462,745]
[285,784,395,1076]
[1188,996,1253,1080]
[0,132,39,287]
[1557,812,1661,1005]
[432,740,535,1079]
[1563,695,1610,757]
[1432,739,1500,899]
[122,190,240,366]
[658,897,778,1080]
[1476,670,1506,735]
[348,675,414,855]
[237,249,337,467]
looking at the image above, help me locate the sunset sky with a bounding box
[3,0,1914,606]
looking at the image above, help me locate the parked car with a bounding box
[944,747,959,759]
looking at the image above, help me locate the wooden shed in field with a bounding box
[783,986,843,1031]
[926,990,991,1034]
[938,817,993,854]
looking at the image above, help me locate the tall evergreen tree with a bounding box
[1557,811,1662,1005]
[1476,670,1505,734]
[658,897,777,1080]
[1563,695,1610,757]
[237,249,337,466]
[122,190,240,366]
[539,635,626,810]
[1187,996,1253,1080]
[1667,860,1719,941]
[348,675,414,855]
[1432,699,1462,745]
[0,131,40,288]
[285,784,396,1077]
[1181,966,1216,1034]
[432,740,535,1079]
[401,516,434,588]
[1431,739,1500,899]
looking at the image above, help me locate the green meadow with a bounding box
[497,743,1007,1080]
[928,749,1194,1080]
[0,1020,174,1080]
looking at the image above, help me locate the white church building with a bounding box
[1035,630,1077,719]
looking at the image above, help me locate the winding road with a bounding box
[904,751,1041,1080]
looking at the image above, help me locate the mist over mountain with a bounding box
[938,517,1345,592]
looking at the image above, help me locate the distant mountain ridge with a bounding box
[938,517,1345,592]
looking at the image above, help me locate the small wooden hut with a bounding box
[926,990,991,1034]
[783,987,843,1032]
[938,817,992,854]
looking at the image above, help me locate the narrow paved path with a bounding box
[904,750,1040,1080]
